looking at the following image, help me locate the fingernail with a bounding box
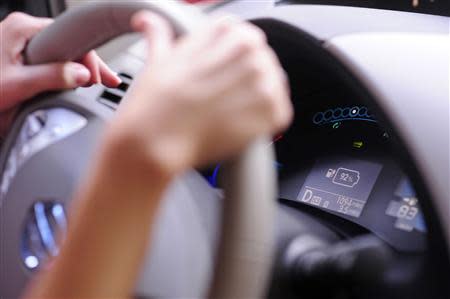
[114,72,122,83]
[65,63,91,87]
[132,11,158,30]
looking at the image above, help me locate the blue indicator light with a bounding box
[208,164,222,187]
[313,106,376,126]
[333,108,343,119]
[313,112,324,125]
[324,109,334,121]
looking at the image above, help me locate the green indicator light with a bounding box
[332,122,341,129]
[353,141,364,149]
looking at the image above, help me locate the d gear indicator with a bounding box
[297,157,383,217]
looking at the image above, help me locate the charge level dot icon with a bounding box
[324,109,334,121]
[350,107,359,117]
[313,112,324,124]
[358,106,368,117]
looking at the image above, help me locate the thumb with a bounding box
[131,11,174,63]
[18,62,91,99]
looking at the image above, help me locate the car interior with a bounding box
[0,1,449,299]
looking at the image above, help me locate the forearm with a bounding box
[23,133,172,298]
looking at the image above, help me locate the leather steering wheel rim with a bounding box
[12,2,277,298]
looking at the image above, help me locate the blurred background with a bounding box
[1,0,449,21]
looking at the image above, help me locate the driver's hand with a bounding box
[105,12,293,177]
[0,12,122,135]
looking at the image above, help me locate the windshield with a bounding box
[280,0,449,16]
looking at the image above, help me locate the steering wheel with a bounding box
[0,2,276,298]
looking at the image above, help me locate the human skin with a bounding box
[0,12,121,136]
[18,11,293,299]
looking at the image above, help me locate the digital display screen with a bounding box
[297,157,383,217]
[385,177,426,233]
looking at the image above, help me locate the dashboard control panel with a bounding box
[276,100,427,252]
[297,157,382,218]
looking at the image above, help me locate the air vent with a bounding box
[98,72,133,109]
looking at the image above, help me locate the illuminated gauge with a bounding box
[332,108,343,119]
[297,157,382,218]
[312,106,376,126]
[358,106,368,117]
[350,107,359,117]
[323,109,334,121]
[313,112,324,125]
[385,177,426,233]
[342,107,351,118]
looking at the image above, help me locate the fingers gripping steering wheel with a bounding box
[0,2,276,299]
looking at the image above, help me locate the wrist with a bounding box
[99,126,176,188]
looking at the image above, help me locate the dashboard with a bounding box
[0,2,448,299]
[202,92,427,253]
[201,18,429,254]
[276,96,426,252]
